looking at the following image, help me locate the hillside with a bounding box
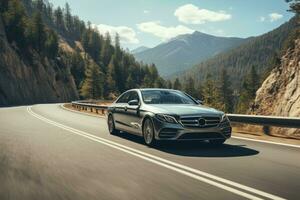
[0,0,162,106]
[134,31,246,77]
[177,17,298,89]
[0,8,78,106]
[254,38,300,137]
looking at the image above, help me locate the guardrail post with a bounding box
[263,126,270,135]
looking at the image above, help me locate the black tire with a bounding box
[107,114,119,135]
[209,139,226,146]
[142,118,156,146]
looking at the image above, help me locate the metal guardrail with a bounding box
[71,101,300,128]
[71,101,108,115]
[227,114,300,129]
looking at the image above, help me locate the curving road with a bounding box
[0,104,299,200]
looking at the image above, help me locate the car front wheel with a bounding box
[107,114,119,135]
[143,118,156,146]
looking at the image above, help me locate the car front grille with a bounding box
[180,116,221,128]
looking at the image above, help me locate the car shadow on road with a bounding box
[115,132,259,158]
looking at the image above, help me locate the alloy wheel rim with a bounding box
[144,121,153,144]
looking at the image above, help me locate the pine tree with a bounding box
[142,66,153,87]
[64,3,73,32]
[173,78,182,90]
[34,0,44,12]
[114,33,122,60]
[249,66,259,99]
[154,77,166,88]
[89,30,102,62]
[166,80,173,89]
[184,77,198,98]
[126,74,136,89]
[203,73,218,107]
[106,56,117,94]
[44,29,58,58]
[69,51,85,89]
[100,32,114,72]
[217,68,234,113]
[149,64,159,83]
[54,6,64,30]
[237,66,260,113]
[80,63,103,99]
[195,83,204,100]
[2,0,27,48]
[32,11,46,54]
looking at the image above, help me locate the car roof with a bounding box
[138,88,179,92]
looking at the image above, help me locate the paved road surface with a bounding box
[0,104,299,200]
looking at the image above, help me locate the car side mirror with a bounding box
[128,99,139,106]
[196,99,204,105]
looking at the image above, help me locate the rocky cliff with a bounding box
[254,38,300,137]
[0,18,78,106]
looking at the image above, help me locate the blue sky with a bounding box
[49,0,293,50]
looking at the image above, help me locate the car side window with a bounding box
[116,92,130,103]
[128,91,140,103]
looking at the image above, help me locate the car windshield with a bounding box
[141,90,196,104]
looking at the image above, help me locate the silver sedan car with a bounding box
[107,89,231,146]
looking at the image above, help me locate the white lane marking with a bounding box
[60,104,106,119]
[60,104,300,149]
[232,136,300,149]
[27,106,285,200]
[0,106,25,110]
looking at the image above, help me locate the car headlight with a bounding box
[221,114,229,122]
[155,114,178,124]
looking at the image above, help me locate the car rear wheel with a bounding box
[209,139,226,146]
[108,114,119,135]
[143,118,156,146]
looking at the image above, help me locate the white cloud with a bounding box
[269,13,283,22]
[174,4,232,24]
[143,10,150,14]
[259,16,266,22]
[137,21,194,40]
[92,24,139,44]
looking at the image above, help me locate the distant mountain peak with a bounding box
[131,46,149,54]
[134,31,246,77]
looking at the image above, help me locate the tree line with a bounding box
[167,66,260,113]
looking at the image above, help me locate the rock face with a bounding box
[0,19,78,106]
[254,39,300,136]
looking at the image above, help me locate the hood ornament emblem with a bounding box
[198,118,206,126]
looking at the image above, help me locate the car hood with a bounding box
[143,104,223,116]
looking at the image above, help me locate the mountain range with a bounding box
[177,17,298,89]
[134,31,248,77]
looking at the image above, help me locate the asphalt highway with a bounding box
[0,104,299,200]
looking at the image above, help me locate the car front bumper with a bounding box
[152,117,231,141]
